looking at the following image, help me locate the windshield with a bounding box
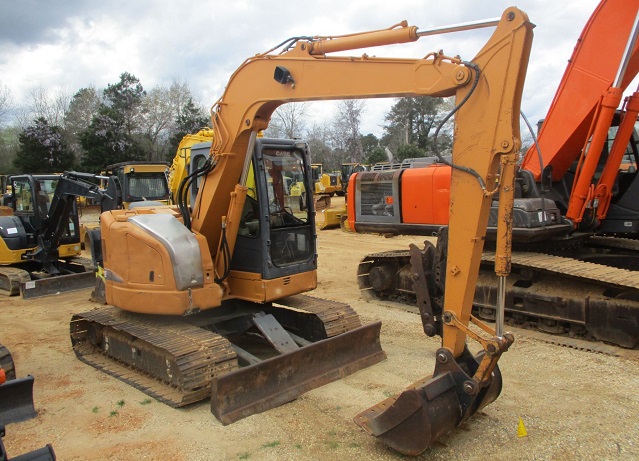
[126,174,169,201]
[264,148,309,226]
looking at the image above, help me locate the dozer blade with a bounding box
[20,272,96,299]
[212,321,385,424]
[0,376,37,426]
[354,347,502,456]
[3,443,57,461]
[314,195,331,212]
[319,205,346,230]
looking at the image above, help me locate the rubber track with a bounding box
[0,267,31,296]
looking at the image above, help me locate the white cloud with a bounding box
[0,0,620,138]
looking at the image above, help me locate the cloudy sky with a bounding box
[0,0,620,136]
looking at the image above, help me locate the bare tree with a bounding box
[266,102,311,138]
[26,85,71,127]
[139,79,197,161]
[167,79,197,123]
[305,122,334,166]
[333,99,366,163]
[0,81,14,127]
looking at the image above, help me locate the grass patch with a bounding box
[92,406,99,413]
[238,452,251,460]
[139,399,153,405]
[261,441,280,449]
[109,410,119,417]
[117,400,126,408]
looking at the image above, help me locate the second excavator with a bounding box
[71,6,532,454]
[354,0,639,349]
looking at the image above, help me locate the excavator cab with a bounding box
[232,138,315,278]
[0,173,114,297]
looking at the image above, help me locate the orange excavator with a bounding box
[354,0,639,349]
[70,8,533,454]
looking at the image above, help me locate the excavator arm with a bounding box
[522,0,639,182]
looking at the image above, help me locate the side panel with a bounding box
[401,165,451,225]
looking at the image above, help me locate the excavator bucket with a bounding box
[354,347,502,456]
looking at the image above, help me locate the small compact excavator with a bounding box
[70,7,532,454]
[0,172,116,298]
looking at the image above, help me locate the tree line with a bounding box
[0,74,455,175]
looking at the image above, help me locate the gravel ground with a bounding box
[1,208,638,460]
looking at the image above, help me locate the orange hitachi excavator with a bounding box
[354,0,639,349]
[70,8,533,454]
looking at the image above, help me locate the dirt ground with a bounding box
[2,199,638,460]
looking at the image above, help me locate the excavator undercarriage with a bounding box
[358,237,639,349]
[71,295,385,424]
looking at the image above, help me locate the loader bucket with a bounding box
[354,347,502,456]
[212,321,386,424]
[0,375,37,426]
